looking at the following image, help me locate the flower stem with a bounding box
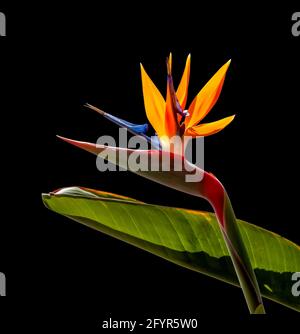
[213,190,265,314]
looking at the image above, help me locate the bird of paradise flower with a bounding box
[56,54,265,314]
[85,54,235,152]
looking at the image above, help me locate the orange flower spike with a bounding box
[176,54,191,110]
[185,59,232,129]
[185,115,235,137]
[165,53,181,138]
[140,63,166,138]
[141,55,234,143]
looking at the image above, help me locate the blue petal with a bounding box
[106,113,161,149]
[105,113,148,135]
[85,104,161,150]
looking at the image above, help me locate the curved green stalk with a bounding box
[218,192,265,314]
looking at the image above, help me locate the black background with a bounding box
[1,2,300,328]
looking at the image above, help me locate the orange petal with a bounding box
[165,55,180,138]
[186,60,231,129]
[176,54,191,110]
[184,115,235,137]
[140,63,166,138]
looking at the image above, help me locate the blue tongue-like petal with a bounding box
[85,103,161,150]
[105,113,148,135]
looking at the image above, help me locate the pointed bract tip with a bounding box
[56,135,99,156]
[56,135,74,144]
[56,135,89,147]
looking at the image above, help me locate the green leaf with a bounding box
[42,186,300,312]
